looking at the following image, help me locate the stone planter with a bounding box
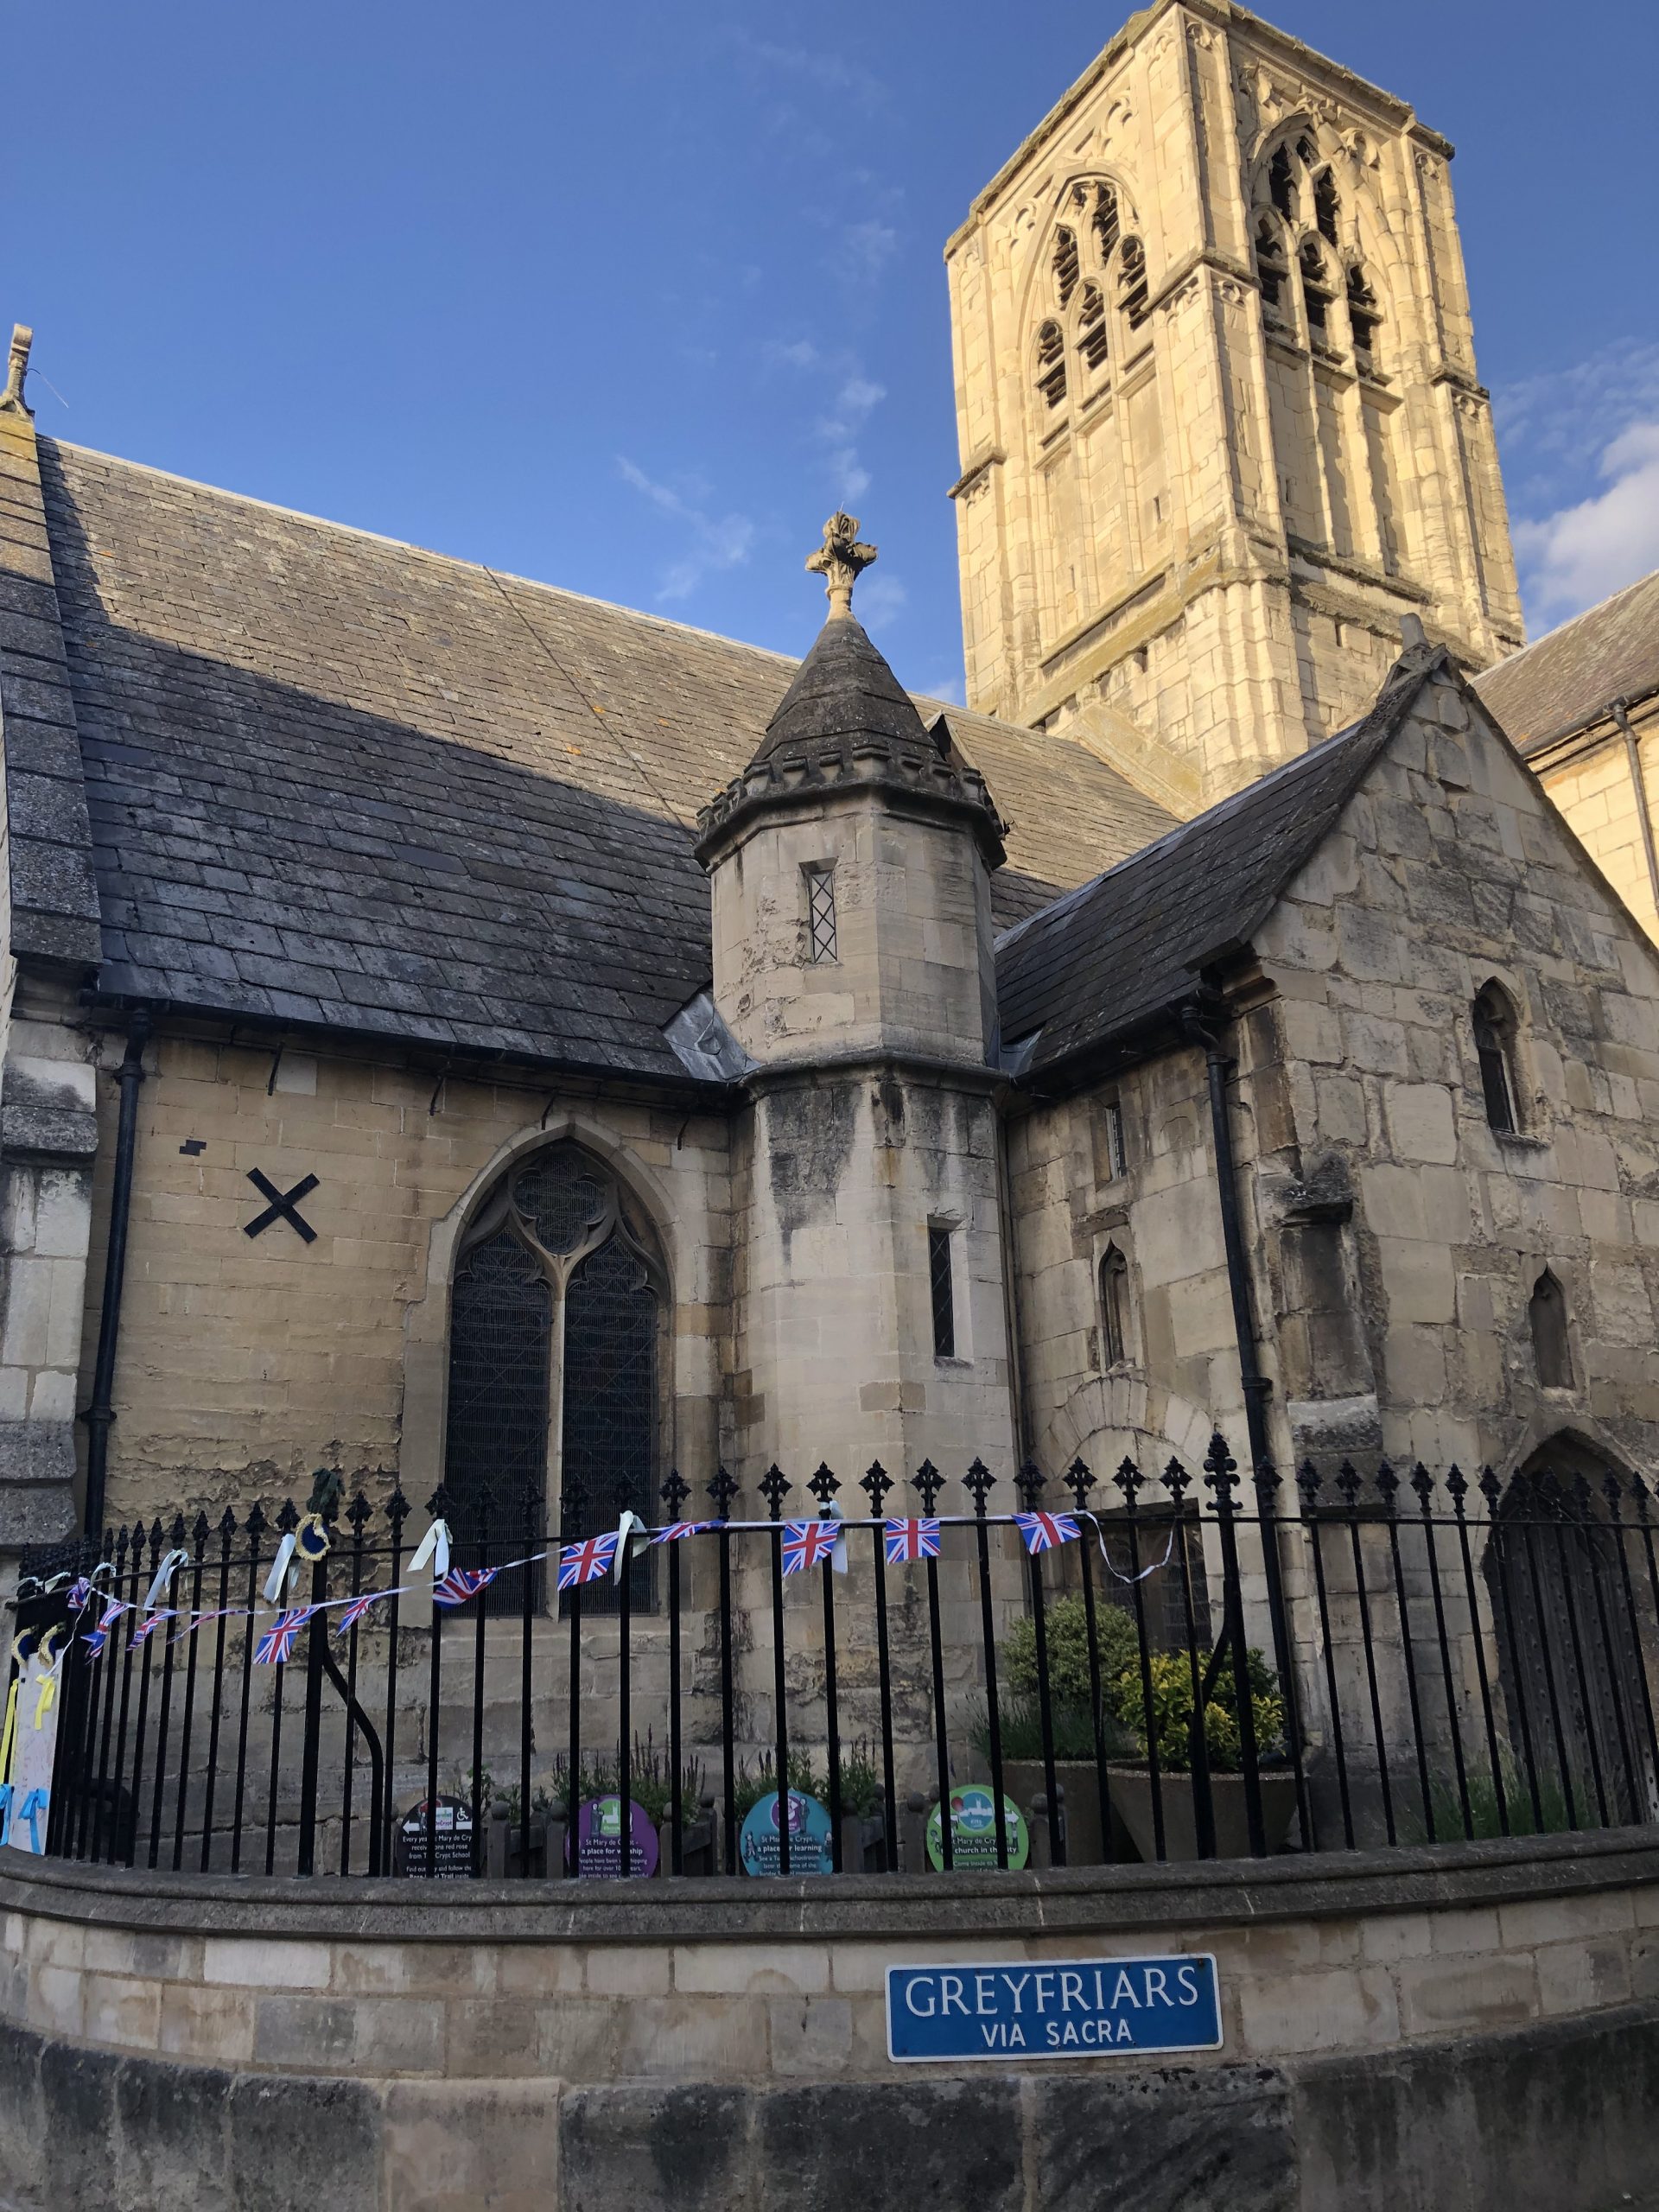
[1002,1759,1139,1866]
[1108,1764,1299,1861]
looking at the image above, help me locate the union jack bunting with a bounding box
[254,1607,315,1666]
[1014,1510,1080,1556]
[434,1567,499,1609]
[82,1600,124,1658]
[780,1520,840,1575]
[651,1521,715,1545]
[884,1517,942,1566]
[66,1576,93,1614]
[557,1533,618,1590]
[334,1588,391,1637]
[130,1609,175,1645]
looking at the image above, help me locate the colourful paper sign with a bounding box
[567,1796,659,1879]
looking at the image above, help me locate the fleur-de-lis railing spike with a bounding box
[1295,1460,1322,1510]
[1478,1467,1501,1511]
[1205,1437,1240,1513]
[1445,1464,1468,1510]
[808,1463,841,1507]
[1062,1457,1094,1508]
[661,1467,690,1515]
[759,1464,791,1520]
[1163,1456,1191,1507]
[245,1501,269,1543]
[191,1509,211,1545]
[218,1504,238,1541]
[915,1460,944,1514]
[1014,1460,1045,1510]
[1116,1456,1142,1510]
[1375,1461,1398,1511]
[346,1489,374,1532]
[860,1461,893,1511]
[1409,1462,1433,1507]
[1632,1471,1654,1523]
[1334,1461,1361,1508]
[425,1482,454,1522]
[1602,1469,1626,1516]
[962,1459,995,1515]
[1252,1457,1281,1510]
[709,1464,739,1519]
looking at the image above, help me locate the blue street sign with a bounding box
[886,1954,1222,2063]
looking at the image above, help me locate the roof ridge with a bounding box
[41,435,808,673]
[1478,564,1659,677]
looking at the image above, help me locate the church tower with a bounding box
[945,0,1525,811]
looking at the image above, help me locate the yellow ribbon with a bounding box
[0,1677,17,1790]
[31,1674,54,1731]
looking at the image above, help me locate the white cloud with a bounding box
[616,458,755,604]
[1514,422,1659,626]
[771,346,888,512]
[722,29,890,117]
[835,219,899,287]
[1497,339,1659,626]
[918,671,966,708]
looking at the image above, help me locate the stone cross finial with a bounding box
[805,510,877,619]
[0,326,33,417]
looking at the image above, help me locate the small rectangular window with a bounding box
[1103,1100,1127,1179]
[805,865,837,963]
[928,1224,956,1359]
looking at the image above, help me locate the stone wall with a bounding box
[73,1025,732,1531]
[1,1832,1656,2209]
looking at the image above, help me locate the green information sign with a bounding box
[925,1786,1029,1870]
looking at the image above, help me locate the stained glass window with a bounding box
[442,1143,663,1614]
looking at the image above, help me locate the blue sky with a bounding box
[10,1,1658,700]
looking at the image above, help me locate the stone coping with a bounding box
[3,1827,1656,1947]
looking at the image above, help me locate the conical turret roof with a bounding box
[748,612,929,769]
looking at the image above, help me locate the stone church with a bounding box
[1,0,1657,1573]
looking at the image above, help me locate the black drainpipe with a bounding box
[1181,1003,1272,1472]
[82,1009,151,1539]
[1180,999,1306,1826]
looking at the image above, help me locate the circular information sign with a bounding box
[925,1786,1029,1871]
[738,1789,834,1876]
[566,1796,660,1879]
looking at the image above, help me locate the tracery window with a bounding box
[1313,168,1340,245]
[1472,982,1522,1134]
[1092,184,1120,262]
[1268,143,1298,223]
[443,1142,664,1612]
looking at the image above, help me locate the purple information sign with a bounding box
[566,1796,660,1878]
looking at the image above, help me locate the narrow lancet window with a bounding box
[1077,283,1109,373]
[805,864,837,963]
[929,1225,957,1358]
[1036,320,1068,409]
[1529,1270,1573,1389]
[1118,238,1149,332]
[1100,1245,1130,1366]
[1053,226,1081,308]
[1473,982,1520,1133]
[1314,168,1340,245]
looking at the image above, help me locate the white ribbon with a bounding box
[409,1518,451,1580]
[262,1534,299,1605]
[143,1548,191,1611]
[824,1498,849,1577]
[611,1511,650,1582]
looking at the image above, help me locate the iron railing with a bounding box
[11,1439,1659,1882]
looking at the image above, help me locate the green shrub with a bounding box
[1407,1751,1578,1842]
[1110,1647,1284,1774]
[1001,1594,1141,1706]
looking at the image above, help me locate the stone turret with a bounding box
[697,516,1019,1487]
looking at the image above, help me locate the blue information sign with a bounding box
[886,1954,1221,2063]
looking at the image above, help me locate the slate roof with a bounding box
[995,645,1440,1079]
[747,610,931,768]
[1474,569,1659,751]
[29,439,1177,1082]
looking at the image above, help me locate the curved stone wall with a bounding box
[2,1834,1657,2210]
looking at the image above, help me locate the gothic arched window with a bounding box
[1092,184,1121,263]
[1077,283,1109,374]
[1255,219,1289,312]
[443,1142,664,1611]
[1313,168,1340,245]
[1118,237,1150,333]
[1346,265,1382,367]
[1100,1245,1132,1368]
[1300,240,1334,340]
[1053,226,1081,308]
[1268,143,1297,223]
[1472,982,1522,1134]
[1529,1271,1573,1390]
[1036,320,1067,410]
